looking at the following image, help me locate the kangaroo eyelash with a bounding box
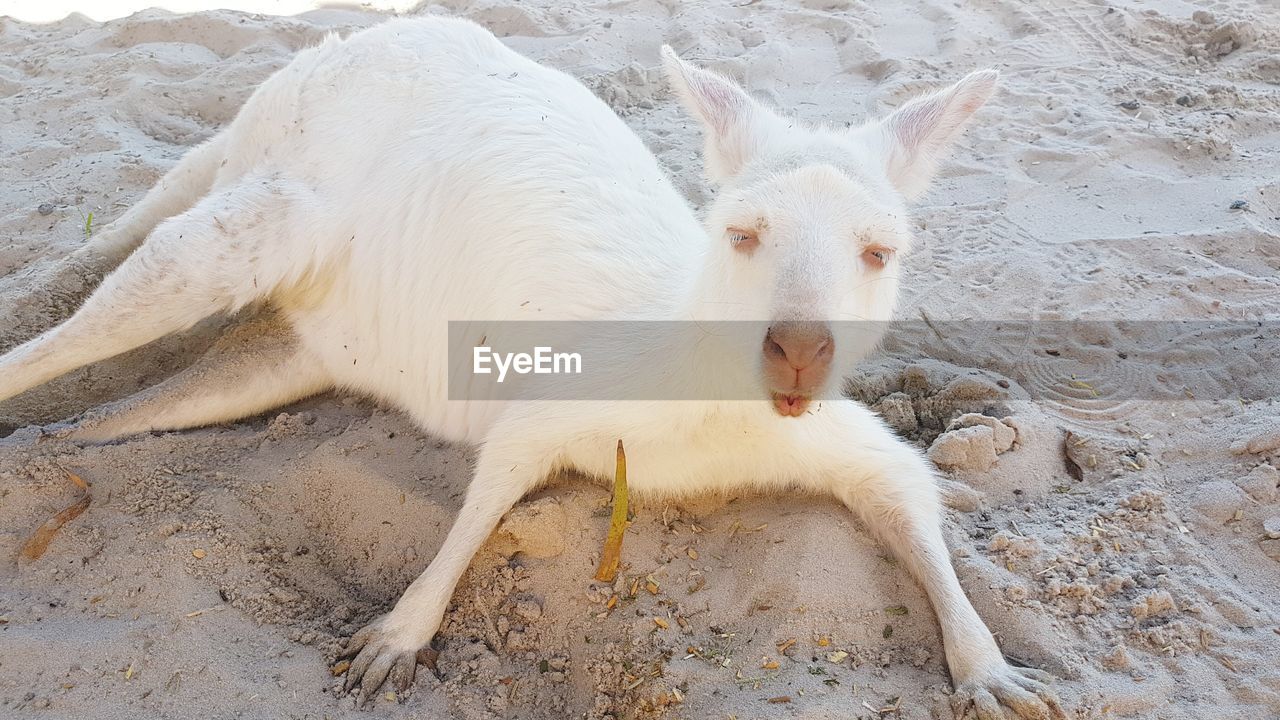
[727,227,761,253]
[861,244,894,269]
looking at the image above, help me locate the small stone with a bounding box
[1229,199,1249,211]
[928,425,999,472]
[1189,480,1248,524]
[1261,539,1280,562]
[1231,424,1280,454]
[939,478,982,513]
[1101,645,1130,671]
[37,202,55,215]
[512,600,542,621]
[494,498,567,558]
[270,586,302,604]
[1234,464,1278,502]
[948,413,1017,453]
[1119,100,1140,111]
[191,549,206,559]
[1192,10,1216,25]
[1175,94,1194,107]
[1131,590,1176,620]
[505,630,532,651]
[874,392,917,435]
[1263,517,1280,540]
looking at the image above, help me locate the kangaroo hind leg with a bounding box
[0,132,230,353]
[0,175,321,405]
[65,310,332,443]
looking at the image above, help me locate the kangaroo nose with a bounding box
[764,321,834,372]
[763,321,835,417]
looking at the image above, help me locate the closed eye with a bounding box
[861,244,894,270]
[727,227,761,254]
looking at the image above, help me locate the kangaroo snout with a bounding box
[763,320,833,417]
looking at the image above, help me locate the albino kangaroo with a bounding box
[0,17,1063,719]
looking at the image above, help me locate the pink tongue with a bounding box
[772,393,806,416]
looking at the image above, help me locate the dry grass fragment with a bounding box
[19,469,91,562]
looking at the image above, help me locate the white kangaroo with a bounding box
[0,17,1063,719]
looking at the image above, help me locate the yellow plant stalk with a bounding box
[593,439,629,583]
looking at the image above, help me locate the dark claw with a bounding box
[344,647,376,693]
[390,653,417,692]
[340,625,374,660]
[361,653,397,699]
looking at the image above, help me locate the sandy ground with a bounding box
[2,1,1280,718]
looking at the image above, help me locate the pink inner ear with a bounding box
[689,73,744,135]
[956,94,986,114]
[892,101,947,151]
[890,78,992,155]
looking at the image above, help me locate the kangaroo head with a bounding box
[662,48,996,417]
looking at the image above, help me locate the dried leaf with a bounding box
[767,695,791,704]
[192,549,207,559]
[1062,430,1089,482]
[64,470,89,491]
[653,617,669,629]
[331,660,351,676]
[884,605,909,616]
[19,483,91,562]
[593,440,629,583]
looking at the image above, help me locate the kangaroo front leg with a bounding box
[820,406,1064,720]
[341,440,549,701]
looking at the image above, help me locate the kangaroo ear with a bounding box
[661,46,789,183]
[868,69,998,199]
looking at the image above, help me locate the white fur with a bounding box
[0,18,1059,719]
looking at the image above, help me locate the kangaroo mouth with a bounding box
[770,392,812,417]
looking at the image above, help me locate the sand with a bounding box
[2,1,1280,718]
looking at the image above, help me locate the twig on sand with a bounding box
[19,469,91,561]
[919,308,946,341]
